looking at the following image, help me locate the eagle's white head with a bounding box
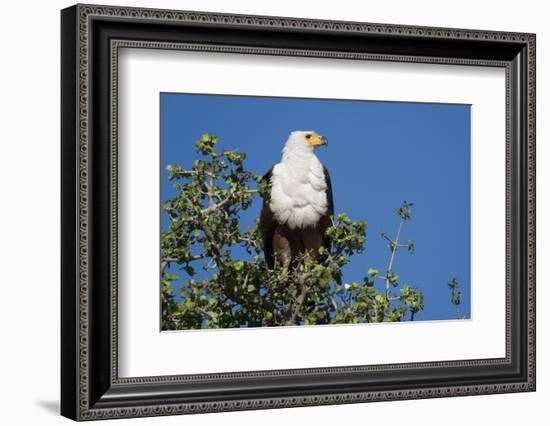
[270,130,330,229]
[282,130,328,160]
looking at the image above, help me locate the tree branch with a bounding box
[385,218,404,299]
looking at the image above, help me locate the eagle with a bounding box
[259,130,334,268]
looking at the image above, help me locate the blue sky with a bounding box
[161,93,471,322]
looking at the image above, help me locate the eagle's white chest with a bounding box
[269,156,328,229]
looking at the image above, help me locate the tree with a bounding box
[447,277,465,319]
[161,134,424,330]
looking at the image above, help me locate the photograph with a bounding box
[160,93,472,330]
[58,3,536,420]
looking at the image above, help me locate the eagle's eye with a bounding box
[305,134,312,139]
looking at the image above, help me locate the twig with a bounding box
[385,218,404,299]
[285,268,315,325]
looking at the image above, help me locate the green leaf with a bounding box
[184,266,196,277]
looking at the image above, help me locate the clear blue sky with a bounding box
[161,93,471,321]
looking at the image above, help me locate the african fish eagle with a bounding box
[259,130,334,268]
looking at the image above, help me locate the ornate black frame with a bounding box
[61,4,536,421]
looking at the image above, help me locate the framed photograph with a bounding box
[61,4,536,421]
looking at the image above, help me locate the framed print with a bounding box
[60,4,536,421]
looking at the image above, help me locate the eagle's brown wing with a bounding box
[319,164,334,252]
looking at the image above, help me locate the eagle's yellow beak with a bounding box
[307,134,328,147]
